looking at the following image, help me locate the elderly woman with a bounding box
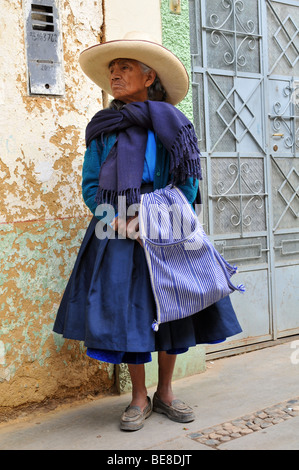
[53,33,242,431]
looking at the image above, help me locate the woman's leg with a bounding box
[127,363,149,410]
[127,353,177,407]
[156,351,177,405]
[120,363,151,431]
[154,351,195,422]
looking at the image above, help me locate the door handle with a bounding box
[272,133,284,137]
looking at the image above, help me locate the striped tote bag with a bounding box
[138,185,245,331]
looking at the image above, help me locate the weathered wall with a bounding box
[0,0,115,414]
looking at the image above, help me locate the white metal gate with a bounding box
[189,0,299,355]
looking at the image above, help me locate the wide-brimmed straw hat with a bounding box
[79,31,189,106]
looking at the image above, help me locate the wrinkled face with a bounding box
[108,58,155,103]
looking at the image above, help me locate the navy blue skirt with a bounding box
[53,216,242,364]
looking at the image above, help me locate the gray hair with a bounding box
[137,61,167,102]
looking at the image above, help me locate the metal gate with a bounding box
[189,0,299,355]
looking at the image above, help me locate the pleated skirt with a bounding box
[53,213,242,364]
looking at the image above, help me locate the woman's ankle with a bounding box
[155,385,175,406]
[130,390,148,409]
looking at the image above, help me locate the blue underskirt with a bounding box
[86,347,189,364]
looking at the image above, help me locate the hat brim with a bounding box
[79,39,189,106]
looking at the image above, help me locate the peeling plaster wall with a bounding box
[1,0,103,224]
[0,0,115,412]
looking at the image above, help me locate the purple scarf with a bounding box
[85,100,202,206]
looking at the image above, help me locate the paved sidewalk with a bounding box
[0,341,299,451]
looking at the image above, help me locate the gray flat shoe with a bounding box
[120,396,152,431]
[153,392,195,423]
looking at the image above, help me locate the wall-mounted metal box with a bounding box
[24,0,65,96]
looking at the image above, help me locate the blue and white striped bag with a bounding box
[139,185,245,331]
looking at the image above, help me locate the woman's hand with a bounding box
[110,216,143,247]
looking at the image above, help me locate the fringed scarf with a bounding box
[85,100,202,207]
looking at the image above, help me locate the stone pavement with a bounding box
[0,340,299,451]
[188,396,299,449]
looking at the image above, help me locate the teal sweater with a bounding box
[82,133,199,218]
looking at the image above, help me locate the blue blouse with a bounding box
[142,130,157,183]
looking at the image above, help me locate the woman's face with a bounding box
[109,59,156,103]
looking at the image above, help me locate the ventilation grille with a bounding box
[31,4,54,31]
